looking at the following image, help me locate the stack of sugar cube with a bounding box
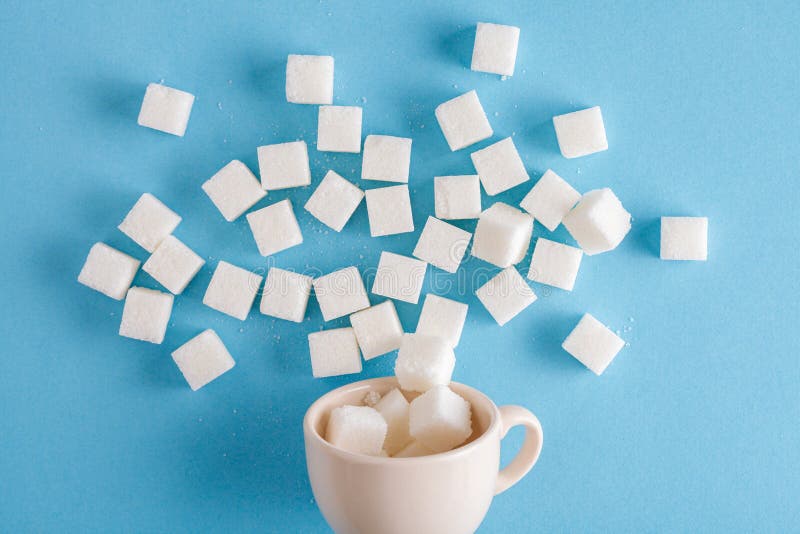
[324,333,472,458]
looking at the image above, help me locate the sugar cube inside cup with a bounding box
[409,385,472,453]
[118,193,182,253]
[563,188,631,255]
[375,388,413,455]
[137,83,195,137]
[562,313,625,375]
[308,327,363,378]
[660,217,708,261]
[393,439,435,458]
[394,333,456,392]
[349,300,404,360]
[471,202,533,268]
[171,329,235,391]
[119,286,174,344]
[202,160,266,222]
[202,260,263,321]
[78,243,141,300]
[325,405,387,456]
[471,22,520,76]
[142,235,205,295]
[286,54,334,105]
[260,267,313,323]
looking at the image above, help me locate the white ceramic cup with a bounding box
[303,376,543,534]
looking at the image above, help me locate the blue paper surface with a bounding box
[1,1,798,531]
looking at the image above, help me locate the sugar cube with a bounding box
[471,202,533,268]
[365,185,414,237]
[257,141,311,190]
[470,137,530,195]
[471,22,520,76]
[434,90,493,151]
[137,83,194,137]
[119,287,173,344]
[563,188,631,255]
[202,260,263,321]
[475,267,537,326]
[363,390,382,407]
[259,267,313,323]
[372,251,427,304]
[361,135,412,183]
[325,405,387,456]
[201,160,266,222]
[434,175,481,220]
[246,199,303,256]
[317,106,362,153]
[394,334,455,392]
[78,243,140,300]
[527,238,582,291]
[118,193,181,253]
[552,106,608,159]
[519,169,581,232]
[309,327,363,378]
[142,235,205,295]
[286,54,334,105]
[393,440,435,458]
[416,294,468,348]
[304,170,364,232]
[562,313,625,375]
[409,385,472,453]
[313,266,370,321]
[375,388,413,455]
[412,216,472,273]
[349,300,404,360]
[660,217,708,261]
[171,329,235,391]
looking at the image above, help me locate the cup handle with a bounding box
[494,405,544,495]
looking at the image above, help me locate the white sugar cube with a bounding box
[660,217,708,261]
[475,267,537,326]
[563,188,631,255]
[416,294,468,348]
[142,235,205,294]
[470,137,530,195]
[349,300,404,360]
[471,22,520,76]
[118,193,181,253]
[527,238,582,291]
[553,106,608,159]
[246,199,303,256]
[434,90,493,151]
[119,287,173,344]
[286,54,334,105]
[434,175,481,220]
[304,170,364,232]
[313,266,370,321]
[317,106,362,153]
[78,243,140,300]
[412,216,472,273]
[309,327,363,378]
[365,185,414,237]
[201,160,266,222]
[257,141,311,190]
[471,202,533,268]
[259,267,313,323]
[325,405,386,456]
[409,385,472,453]
[375,388,413,455]
[393,439,435,458]
[394,334,455,392]
[363,390,382,407]
[361,135,412,183]
[137,83,194,137]
[372,251,427,304]
[519,169,581,231]
[171,329,235,391]
[202,260,263,321]
[562,313,625,375]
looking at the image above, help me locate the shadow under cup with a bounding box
[303,377,504,534]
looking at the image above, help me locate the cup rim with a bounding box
[303,376,499,463]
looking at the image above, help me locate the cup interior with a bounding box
[304,376,497,459]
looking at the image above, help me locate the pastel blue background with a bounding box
[1,1,798,532]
